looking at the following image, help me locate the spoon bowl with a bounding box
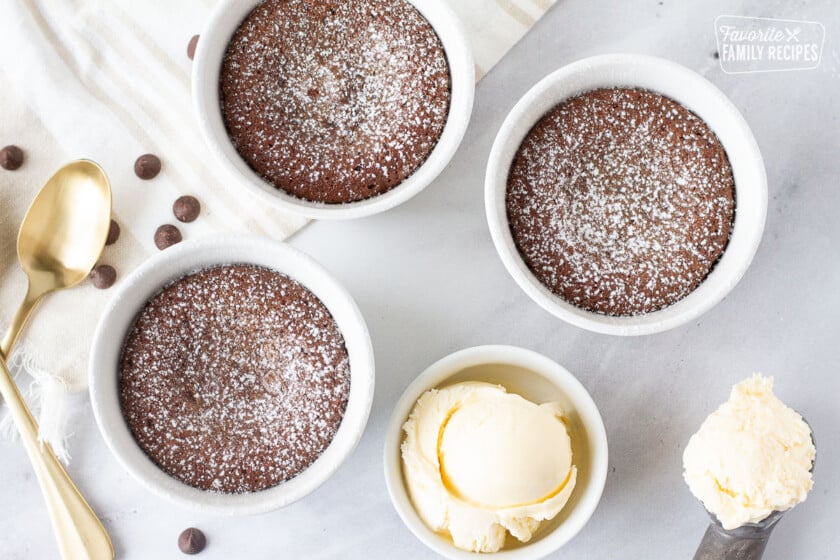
[2,160,111,355]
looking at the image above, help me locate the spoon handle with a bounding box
[693,522,774,560]
[0,357,114,560]
[1,282,42,357]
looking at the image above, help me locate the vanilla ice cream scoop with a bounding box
[683,374,815,531]
[685,374,816,560]
[440,393,573,509]
[401,382,577,553]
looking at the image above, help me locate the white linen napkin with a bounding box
[0,0,557,460]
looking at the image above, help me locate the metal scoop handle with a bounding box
[693,514,780,560]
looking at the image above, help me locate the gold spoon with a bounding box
[0,160,114,559]
[2,160,111,355]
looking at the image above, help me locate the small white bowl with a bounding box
[383,345,608,559]
[192,0,475,220]
[89,235,375,515]
[485,54,768,336]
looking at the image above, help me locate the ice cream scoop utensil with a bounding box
[693,419,814,560]
[693,511,782,560]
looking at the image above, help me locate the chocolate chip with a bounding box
[155,224,182,250]
[187,35,199,61]
[173,195,201,223]
[134,154,161,180]
[90,265,117,289]
[106,220,120,245]
[178,528,206,555]
[0,145,24,170]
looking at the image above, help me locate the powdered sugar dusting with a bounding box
[506,88,736,316]
[119,264,350,494]
[220,0,451,204]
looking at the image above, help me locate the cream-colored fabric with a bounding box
[0,0,557,459]
[452,0,558,79]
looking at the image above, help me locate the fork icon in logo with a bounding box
[785,27,802,42]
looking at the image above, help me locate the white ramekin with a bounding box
[193,0,475,220]
[383,345,608,559]
[89,235,375,515]
[485,54,768,336]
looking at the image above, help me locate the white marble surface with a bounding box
[2,0,839,558]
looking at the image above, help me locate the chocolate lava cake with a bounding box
[506,88,736,316]
[220,0,452,204]
[119,264,351,493]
